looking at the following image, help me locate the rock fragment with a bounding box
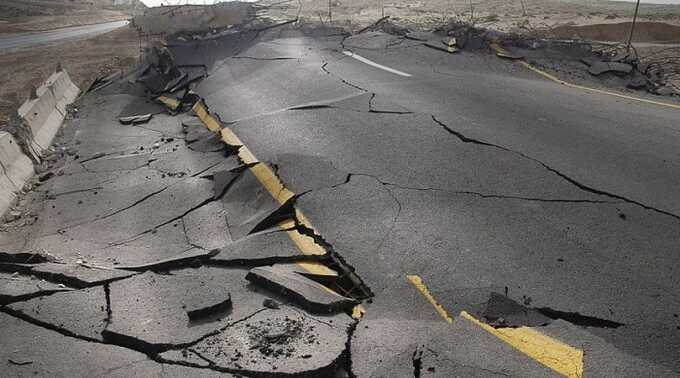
[246,266,358,314]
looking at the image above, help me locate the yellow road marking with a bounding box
[460,311,584,378]
[488,43,680,110]
[406,275,453,324]
[352,304,366,320]
[192,102,223,132]
[408,274,583,378]
[192,100,352,289]
[157,95,181,111]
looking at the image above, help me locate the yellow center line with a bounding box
[406,274,453,324]
[192,100,363,317]
[407,274,584,378]
[488,43,680,110]
[460,311,584,378]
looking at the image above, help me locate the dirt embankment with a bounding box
[0,0,145,32]
[0,27,143,128]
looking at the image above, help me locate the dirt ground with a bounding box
[0,0,144,32]
[0,27,143,128]
[266,0,680,33]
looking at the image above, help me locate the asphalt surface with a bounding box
[0,20,129,51]
[0,24,679,377]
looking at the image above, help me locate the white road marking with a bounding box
[342,50,412,77]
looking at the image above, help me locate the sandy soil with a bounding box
[0,27,143,128]
[0,0,144,32]
[265,0,680,32]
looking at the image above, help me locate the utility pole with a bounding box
[626,0,641,51]
[382,0,385,18]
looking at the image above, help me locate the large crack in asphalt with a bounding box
[430,115,680,222]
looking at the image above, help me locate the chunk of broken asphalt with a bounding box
[246,266,358,314]
[0,272,71,305]
[119,114,153,125]
[210,230,317,266]
[6,286,107,341]
[220,168,290,240]
[166,307,349,376]
[115,248,219,271]
[104,269,260,352]
[185,291,232,321]
[209,169,240,199]
[588,61,633,76]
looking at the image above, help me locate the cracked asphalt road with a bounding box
[1,24,679,377]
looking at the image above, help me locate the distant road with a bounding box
[0,20,129,51]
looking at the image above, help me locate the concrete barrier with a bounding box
[0,68,80,217]
[16,69,79,158]
[0,132,35,217]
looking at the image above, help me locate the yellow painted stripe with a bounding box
[352,304,366,320]
[157,95,180,111]
[460,311,584,378]
[489,43,680,110]
[192,102,350,288]
[192,102,222,133]
[406,275,453,324]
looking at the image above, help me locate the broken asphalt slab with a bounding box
[6,285,108,341]
[163,307,351,376]
[0,272,71,305]
[220,167,291,240]
[209,230,320,267]
[246,266,358,314]
[103,268,271,352]
[0,312,167,377]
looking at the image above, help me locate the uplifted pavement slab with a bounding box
[0,250,59,264]
[352,319,557,377]
[149,145,238,178]
[17,263,136,288]
[165,307,350,376]
[38,166,175,233]
[210,230,315,266]
[183,201,231,251]
[115,248,217,272]
[246,266,358,314]
[6,286,108,341]
[62,176,213,246]
[0,312,157,378]
[104,268,269,352]
[221,168,289,240]
[0,272,70,305]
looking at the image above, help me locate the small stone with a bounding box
[263,298,280,309]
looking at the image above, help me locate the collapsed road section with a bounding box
[2,3,680,377]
